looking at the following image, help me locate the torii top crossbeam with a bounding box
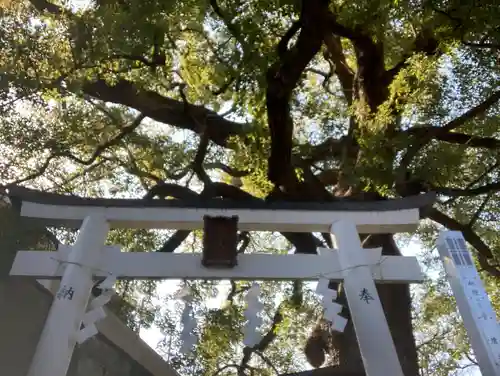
[6,186,435,234]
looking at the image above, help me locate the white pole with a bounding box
[27,214,109,376]
[331,220,404,376]
[437,231,500,376]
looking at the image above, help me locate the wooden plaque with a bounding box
[202,215,238,268]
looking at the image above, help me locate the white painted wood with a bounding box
[35,280,180,376]
[20,200,420,233]
[27,214,109,376]
[315,261,347,332]
[331,220,404,376]
[243,283,264,347]
[11,249,425,283]
[179,291,197,355]
[75,324,99,344]
[437,231,500,376]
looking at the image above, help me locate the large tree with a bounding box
[1,0,500,375]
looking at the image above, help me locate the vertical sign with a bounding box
[437,231,500,376]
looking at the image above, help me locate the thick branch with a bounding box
[463,40,500,49]
[192,130,211,184]
[327,15,389,111]
[442,90,500,132]
[278,20,302,58]
[157,230,191,253]
[323,34,354,104]
[407,128,500,149]
[83,79,250,147]
[433,182,500,197]
[266,0,330,185]
[469,193,493,227]
[299,136,358,166]
[204,163,250,178]
[30,0,249,150]
[28,0,63,14]
[210,0,248,55]
[237,231,251,253]
[143,183,199,200]
[396,90,500,186]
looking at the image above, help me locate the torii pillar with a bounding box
[27,214,109,376]
[331,220,405,376]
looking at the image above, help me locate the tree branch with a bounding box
[432,181,500,197]
[300,136,356,165]
[237,231,251,254]
[266,0,330,186]
[385,29,440,82]
[226,281,251,304]
[423,130,500,149]
[239,303,285,371]
[441,90,500,133]
[440,162,500,205]
[469,192,493,228]
[204,163,250,178]
[12,113,145,185]
[396,90,500,188]
[255,351,280,375]
[416,327,452,351]
[192,130,212,184]
[323,34,354,104]
[278,20,302,58]
[82,79,251,147]
[11,155,58,185]
[28,0,63,15]
[157,230,191,253]
[29,0,249,152]
[143,182,199,200]
[62,113,146,164]
[210,0,248,55]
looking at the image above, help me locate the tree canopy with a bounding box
[1,0,500,375]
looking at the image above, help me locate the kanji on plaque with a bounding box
[359,288,374,304]
[56,285,74,301]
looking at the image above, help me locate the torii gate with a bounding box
[4,186,437,376]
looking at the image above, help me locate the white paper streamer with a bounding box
[178,286,198,355]
[76,275,117,344]
[243,283,264,347]
[316,276,347,333]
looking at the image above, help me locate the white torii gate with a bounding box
[7,188,431,376]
